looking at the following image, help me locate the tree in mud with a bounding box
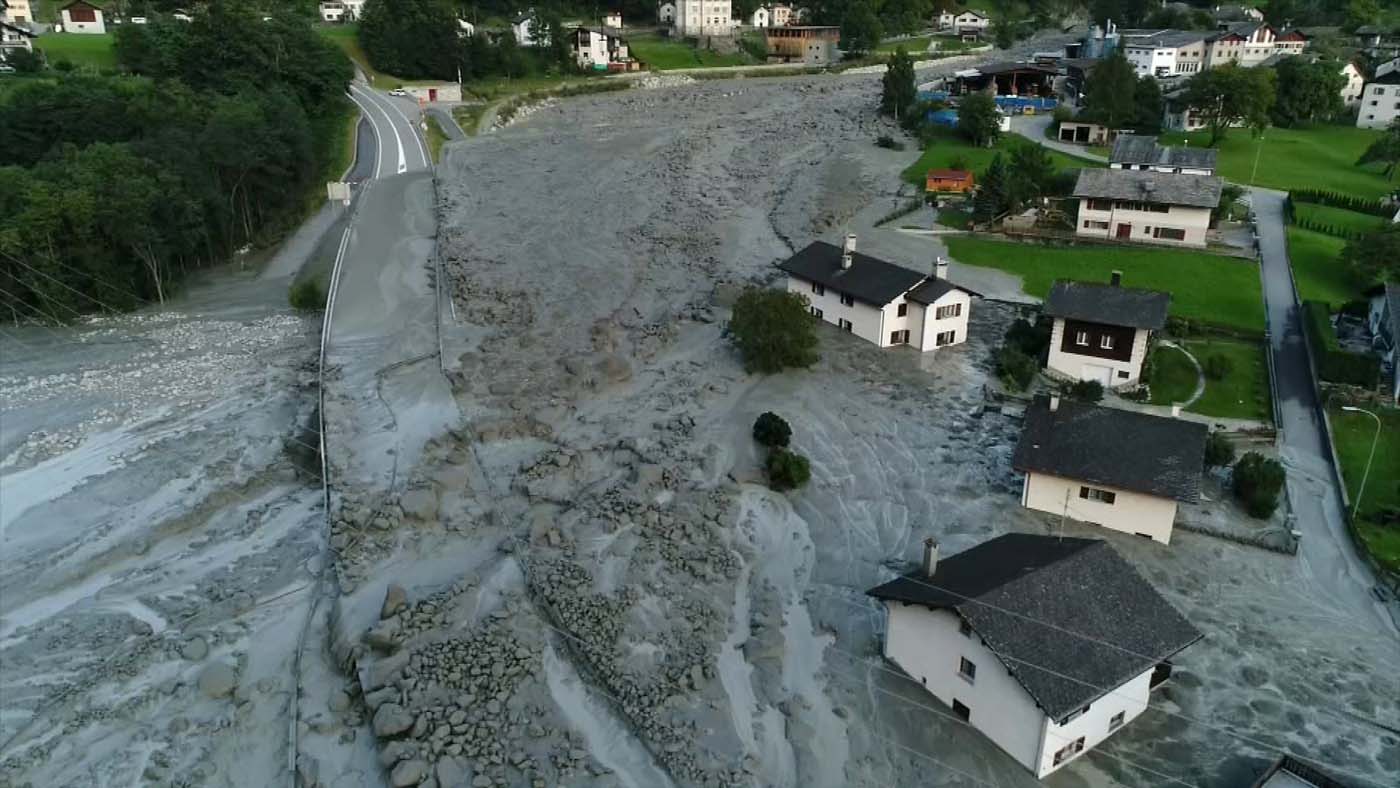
[727,288,819,374]
[753,412,793,448]
[881,47,916,121]
[766,448,812,491]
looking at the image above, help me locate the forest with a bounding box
[0,3,351,320]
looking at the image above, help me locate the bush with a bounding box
[949,154,970,171]
[1061,379,1104,402]
[1004,318,1050,358]
[1289,189,1389,218]
[1300,301,1380,386]
[996,346,1038,391]
[1202,353,1233,381]
[289,278,326,311]
[1051,105,1074,125]
[766,448,812,492]
[1204,431,1235,468]
[728,288,820,374]
[1165,316,1193,337]
[876,134,906,151]
[753,412,792,448]
[1232,451,1285,519]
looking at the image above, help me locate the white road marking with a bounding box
[351,84,406,175]
[345,88,387,179]
[375,92,430,170]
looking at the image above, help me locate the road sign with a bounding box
[326,182,351,205]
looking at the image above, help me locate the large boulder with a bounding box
[372,703,415,737]
[381,583,408,619]
[390,759,430,787]
[197,662,237,699]
[399,489,439,522]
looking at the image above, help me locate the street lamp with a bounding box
[1340,406,1382,519]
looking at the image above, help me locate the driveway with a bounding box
[1251,188,1395,633]
[1008,113,1107,162]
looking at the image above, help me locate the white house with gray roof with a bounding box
[1122,29,1208,77]
[868,533,1201,778]
[1109,135,1216,175]
[1073,167,1222,248]
[777,235,980,351]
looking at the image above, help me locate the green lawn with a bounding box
[1294,203,1389,236]
[1329,404,1400,574]
[943,235,1266,333]
[35,33,117,70]
[902,128,1103,185]
[425,112,447,164]
[1148,343,1199,404]
[628,34,755,70]
[934,204,973,230]
[1286,227,1367,309]
[451,103,487,136]
[1148,339,1271,421]
[1156,125,1393,198]
[878,35,943,53]
[317,24,404,89]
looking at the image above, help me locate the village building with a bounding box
[1341,59,1366,105]
[1252,754,1357,788]
[1201,22,1307,68]
[867,533,1201,778]
[946,61,1057,97]
[603,11,622,29]
[937,9,990,37]
[1122,29,1207,77]
[1109,135,1216,175]
[748,5,768,27]
[672,0,735,37]
[1042,273,1169,388]
[59,0,106,34]
[1366,282,1400,404]
[777,236,980,352]
[319,1,346,23]
[1013,395,1208,543]
[764,26,839,65]
[1356,69,1400,129]
[513,13,541,46]
[2,0,32,26]
[657,1,676,24]
[1057,120,1112,145]
[925,168,975,194]
[570,27,631,70]
[1,19,35,57]
[1072,167,1221,247]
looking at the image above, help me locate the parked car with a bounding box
[389,88,407,97]
[0,64,15,74]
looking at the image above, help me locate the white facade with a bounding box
[572,29,610,68]
[1357,80,1400,129]
[1123,39,1205,78]
[2,0,32,26]
[784,276,972,352]
[657,2,676,24]
[1045,318,1151,387]
[1021,471,1179,542]
[883,603,1154,778]
[603,11,622,28]
[952,11,989,35]
[341,0,364,19]
[59,2,105,34]
[319,2,345,23]
[1,21,33,54]
[1076,199,1212,248]
[1341,61,1365,105]
[674,0,734,37]
[749,6,768,27]
[513,16,540,46]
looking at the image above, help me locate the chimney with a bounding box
[934,256,949,280]
[1110,270,1122,287]
[1049,394,1060,412]
[922,537,939,578]
[841,233,856,269]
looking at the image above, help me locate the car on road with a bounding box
[389,88,407,97]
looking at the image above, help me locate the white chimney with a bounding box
[1050,394,1060,412]
[841,233,856,269]
[934,257,949,280]
[922,537,939,578]
[1171,404,1182,417]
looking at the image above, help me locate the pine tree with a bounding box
[881,47,917,120]
[973,154,1009,222]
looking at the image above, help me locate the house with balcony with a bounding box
[0,19,35,57]
[1013,395,1208,543]
[777,236,980,352]
[1042,273,1169,389]
[1109,135,1216,175]
[570,27,630,70]
[1073,167,1222,248]
[867,533,1201,778]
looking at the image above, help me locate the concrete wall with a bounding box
[1046,318,1148,388]
[1076,202,1211,248]
[1021,472,1178,543]
[1034,668,1154,777]
[884,603,1045,772]
[1358,82,1400,129]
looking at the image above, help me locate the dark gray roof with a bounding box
[1372,69,1400,86]
[1043,279,1170,329]
[973,60,1058,76]
[1073,167,1223,209]
[1013,396,1208,501]
[777,242,926,307]
[1121,29,1208,49]
[867,534,1202,720]
[906,276,983,304]
[1210,21,1266,40]
[1109,135,1217,171]
[0,20,36,36]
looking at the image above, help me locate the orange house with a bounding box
[926,169,975,193]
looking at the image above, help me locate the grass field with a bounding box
[35,33,118,70]
[330,103,360,180]
[1329,404,1400,574]
[628,34,755,70]
[1158,125,1392,198]
[317,24,405,89]
[451,103,487,136]
[1294,203,1389,236]
[902,128,1102,184]
[425,113,447,163]
[1285,227,1366,309]
[943,236,1266,333]
[1148,344,1198,404]
[1148,340,1271,421]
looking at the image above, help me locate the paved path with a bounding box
[347,82,432,177]
[1252,188,1395,633]
[1009,114,1107,162]
[1158,340,1206,407]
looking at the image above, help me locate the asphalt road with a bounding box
[347,82,432,178]
[1252,188,1396,633]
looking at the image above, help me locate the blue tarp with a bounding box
[927,108,960,127]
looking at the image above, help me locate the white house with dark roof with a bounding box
[1043,273,1170,388]
[1013,395,1209,542]
[1109,135,1216,175]
[1357,69,1400,129]
[1073,167,1222,248]
[1367,282,1400,404]
[1122,29,1208,77]
[867,533,1201,778]
[0,19,35,57]
[777,236,980,351]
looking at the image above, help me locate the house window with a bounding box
[959,620,972,637]
[935,330,956,346]
[1080,486,1117,504]
[958,657,977,683]
[1052,737,1086,766]
[889,330,910,344]
[1117,370,1130,379]
[897,302,908,317]
[952,699,971,721]
[1074,330,1089,346]
[839,293,854,307]
[1109,711,1125,731]
[838,319,853,332]
[1084,220,1110,230]
[1061,704,1091,725]
[1153,227,1187,241]
[1087,199,1113,211]
[810,306,824,319]
[935,304,961,319]
[1099,335,1115,350]
[811,282,825,296]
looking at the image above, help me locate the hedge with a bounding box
[1289,189,1391,217]
[1301,300,1380,386]
[1290,215,1369,241]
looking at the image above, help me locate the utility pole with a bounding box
[1340,406,1382,518]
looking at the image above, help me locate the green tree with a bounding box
[753,412,792,448]
[879,0,931,36]
[766,448,812,491]
[1090,0,1153,27]
[1082,51,1137,129]
[840,0,883,57]
[957,91,1001,147]
[991,18,1015,49]
[728,288,820,373]
[1346,0,1381,31]
[359,0,461,80]
[1133,74,1163,131]
[881,47,917,120]
[1271,57,1345,126]
[1204,431,1235,467]
[1233,451,1285,518]
[1357,117,1400,179]
[1178,64,1276,146]
[1342,225,1400,284]
[1007,141,1055,210]
[3,48,43,73]
[973,153,1009,222]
